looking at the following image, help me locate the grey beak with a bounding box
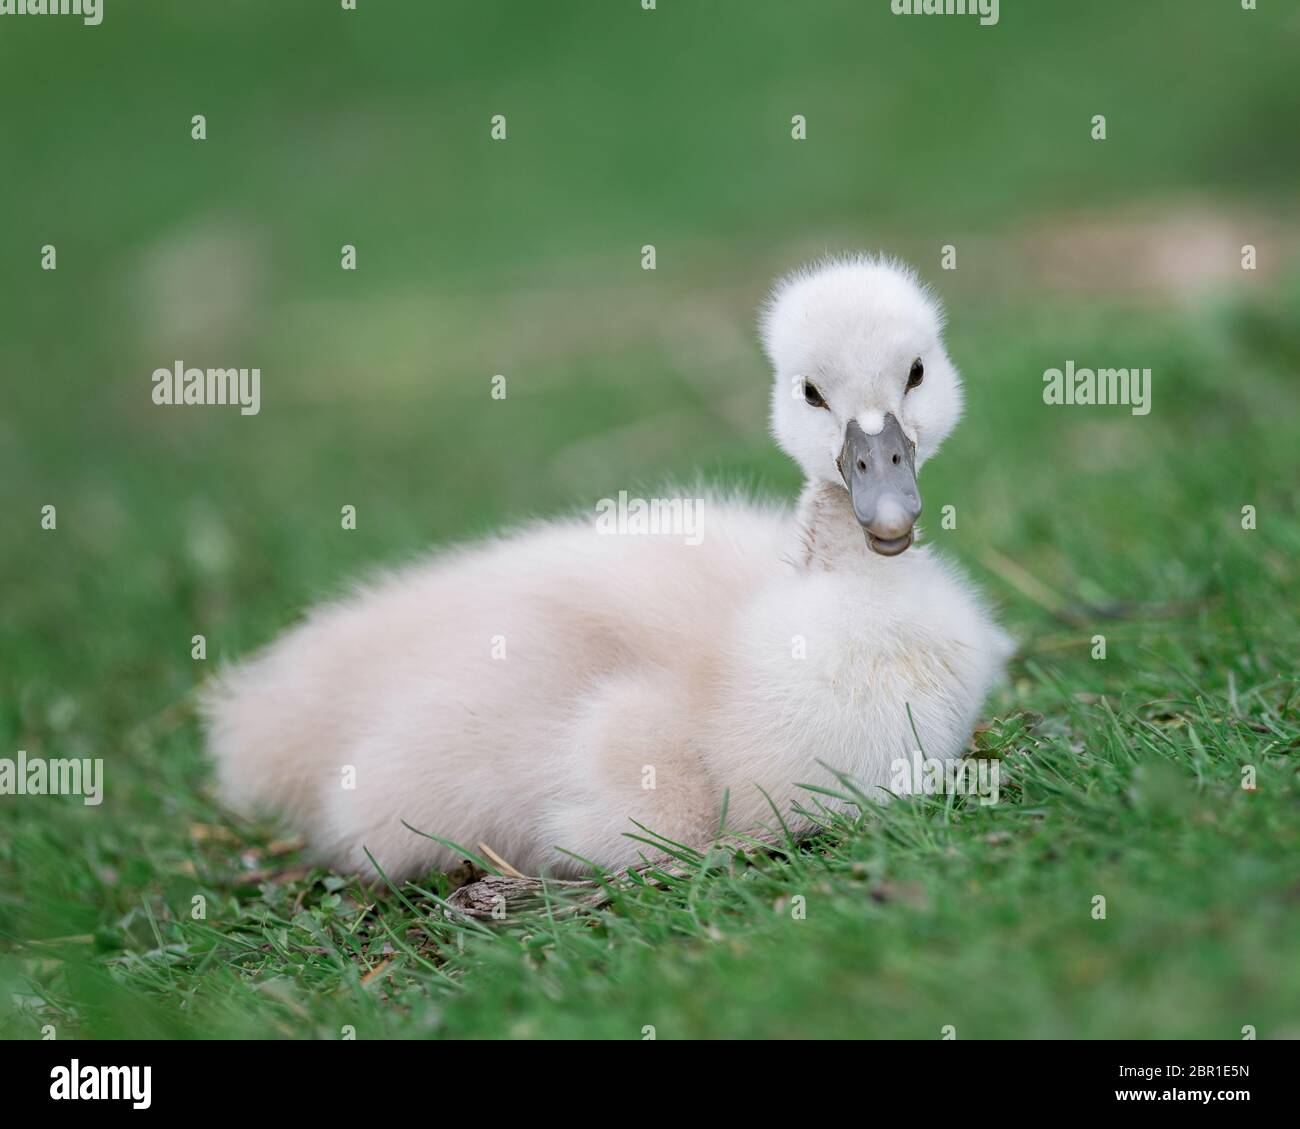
[838,413,922,556]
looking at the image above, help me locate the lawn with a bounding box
[1,0,1298,1040]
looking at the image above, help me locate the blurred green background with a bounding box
[1,1,1298,1039]
[3,0,1297,667]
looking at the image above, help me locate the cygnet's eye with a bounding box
[906,358,924,392]
[803,381,828,409]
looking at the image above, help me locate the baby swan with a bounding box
[205,255,1012,880]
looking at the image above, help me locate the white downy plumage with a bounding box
[204,255,1013,879]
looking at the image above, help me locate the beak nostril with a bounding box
[856,458,867,473]
[892,453,900,465]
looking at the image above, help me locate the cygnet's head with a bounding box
[760,255,964,556]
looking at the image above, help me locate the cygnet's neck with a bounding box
[792,479,908,573]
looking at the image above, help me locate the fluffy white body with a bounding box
[205,256,1013,879]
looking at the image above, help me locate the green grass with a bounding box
[2,1,1299,1039]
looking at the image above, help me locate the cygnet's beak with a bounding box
[837,413,922,556]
